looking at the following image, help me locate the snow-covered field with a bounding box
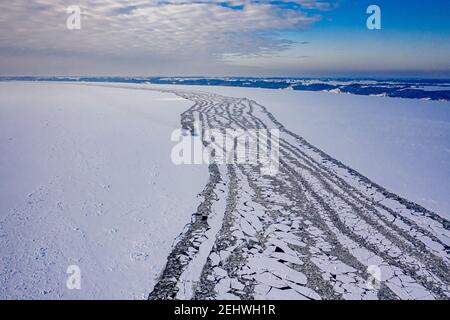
[0,82,208,299]
[1,81,449,300]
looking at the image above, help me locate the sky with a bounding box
[0,0,449,77]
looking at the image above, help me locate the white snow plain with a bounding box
[148,84,450,219]
[0,82,208,299]
[1,81,449,300]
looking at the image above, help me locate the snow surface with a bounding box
[146,84,450,219]
[1,81,449,300]
[0,82,208,299]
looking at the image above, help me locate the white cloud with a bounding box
[0,0,334,75]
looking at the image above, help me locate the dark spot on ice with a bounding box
[279,286,291,291]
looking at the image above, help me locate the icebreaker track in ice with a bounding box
[142,88,450,300]
[80,83,448,300]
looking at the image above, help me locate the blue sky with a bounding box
[316,0,450,32]
[0,0,449,77]
[245,0,450,77]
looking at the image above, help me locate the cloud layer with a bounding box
[0,0,333,75]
